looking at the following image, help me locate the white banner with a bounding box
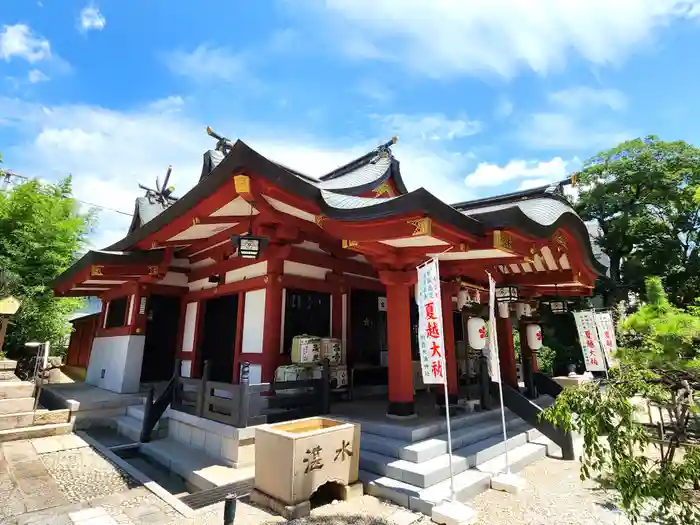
[487,273,501,383]
[416,258,446,385]
[595,312,618,368]
[572,311,607,372]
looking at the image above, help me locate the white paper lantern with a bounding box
[526,324,543,350]
[467,317,487,350]
[457,289,469,310]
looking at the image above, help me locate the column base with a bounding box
[435,392,459,407]
[386,401,416,419]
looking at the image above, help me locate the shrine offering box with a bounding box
[254,417,360,505]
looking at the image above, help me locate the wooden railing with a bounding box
[170,359,332,428]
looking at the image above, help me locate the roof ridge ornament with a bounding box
[370,136,398,164]
[206,126,235,155]
[137,165,178,207]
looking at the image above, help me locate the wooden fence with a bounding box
[171,360,331,428]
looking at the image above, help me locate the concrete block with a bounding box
[190,427,205,449]
[432,501,477,525]
[33,409,71,426]
[0,422,72,443]
[250,488,310,520]
[0,360,17,372]
[204,431,222,457]
[0,412,34,430]
[490,472,526,494]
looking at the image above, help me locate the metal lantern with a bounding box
[495,286,518,303]
[514,302,532,319]
[231,235,268,259]
[467,317,487,350]
[526,324,543,350]
[549,301,568,314]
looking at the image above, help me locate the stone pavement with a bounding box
[1,433,632,525]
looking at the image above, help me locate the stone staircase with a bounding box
[0,359,72,442]
[358,395,560,515]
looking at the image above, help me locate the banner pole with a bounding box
[487,272,511,475]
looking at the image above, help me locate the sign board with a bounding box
[0,296,21,315]
[595,312,618,368]
[572,311,607,372]
[416,258,446,385]
[377,296,387,312]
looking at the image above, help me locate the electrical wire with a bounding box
[1,171,134,217]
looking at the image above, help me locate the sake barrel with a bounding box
[321,337,343,365]
[329,364,348,389]
[291,335,321,364]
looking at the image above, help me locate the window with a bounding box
[105,297,128,329]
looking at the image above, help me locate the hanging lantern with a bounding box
[467,317,487,350]
[497,302,510,318]
[514,302,532,319]
[549,301,568,314]
[495,286,518,303]
[231,235,268,259]
[526,324,543,350]
[457,289,470,310]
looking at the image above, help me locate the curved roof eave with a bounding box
[469,205,608,276]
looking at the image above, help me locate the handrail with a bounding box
[140,358,181,443]
[533,372,563,398]
[489,380,575,460]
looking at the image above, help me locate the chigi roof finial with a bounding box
[138,164,177,206]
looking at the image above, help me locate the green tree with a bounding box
[575,136,700,307]
[543,277,700,525]
[0,175,95,355]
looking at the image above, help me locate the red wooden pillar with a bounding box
[496,315,519,388]
[379,270,416,417]
[261,258,284,382]
[440,282,459,404]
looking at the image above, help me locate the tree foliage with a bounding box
[575,136,700,307]
[543,277,700,525]
[0,175,94,354]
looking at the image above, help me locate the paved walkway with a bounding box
[1,434,631,525]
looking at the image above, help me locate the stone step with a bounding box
[359,425,532,488]
[0,421,73,442]
[0,397,35,415]
[0,381,34,400]
[361,413,527,463]
[125,404,169,425]
[115,415,167,443]
[360,466,492,514]
[475,441,547,475]
[140,437,254,492]
[360,441,548,516]
[0,360,17,374]
[0,408,71,430]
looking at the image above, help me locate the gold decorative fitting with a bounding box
[233,174,251,194]
[192,217,201,226]
[493,230,513,252]
[408,217,432,236]
[135,328,141,334]
[90,265,104,276]
[373,182,393,198]
[459,243,468,252]
[151,241,159,249]
[342,240,359,250]
[314,215,326,229]
[148,266,159,276]
[264,275,269,283]
[391,136,398,144]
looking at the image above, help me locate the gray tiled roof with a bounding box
[463,197,580,226]
[320,189,397,209]
[317,155,391,191]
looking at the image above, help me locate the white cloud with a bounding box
[292,0,700,78]
[380,113,482,141]
[494,97,513,120]
[549,86,627,112]
[0,97,477,248]
[27,69,49,83]
[79,5,106,33]
[163,45,249,83]
[0,24,51,62]
[465,156,578,188]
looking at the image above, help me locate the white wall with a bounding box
[241,289,266,353]
[86,335,145,393]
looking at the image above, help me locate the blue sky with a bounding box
[2,0,700,249]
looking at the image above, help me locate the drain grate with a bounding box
[179,479,254,510]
